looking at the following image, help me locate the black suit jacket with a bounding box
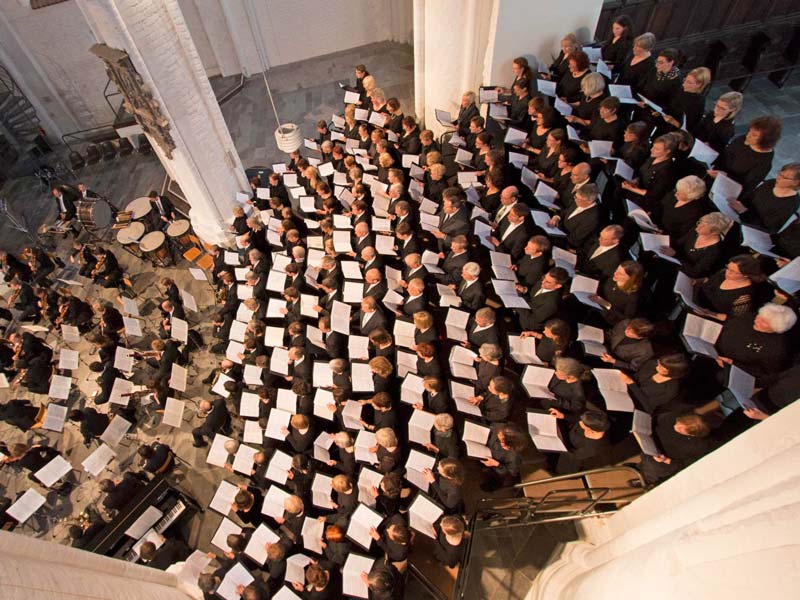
[398,129,421,155]
[517,254,549,289]
[562,205,601,250]
[468,322,500,348]
[441,251,470,285]
[403,295,428,316]
[578,243,624,281]
[496,221,533,261]
[458,280,486,312]
[355,309,387,336]
[363,280,388,300]
[519,286,562,331]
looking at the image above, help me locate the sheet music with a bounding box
[34,455,72,488]
[270,347,290,376]
[163,397,185,427]
[168,363,187,392]
[125,505,163,539]
[217,562,254,600]
[59,324,79,343]
[688,138,719,166]
[109,377,133,406]
[682,314,722,358]
[508,335,542,365]
[42,403,68,432]
[331,300,351,334]
[233,445,259,475]
[265,409,291,441]
[313,388,335,421]
[114,346,135,372]
[409,493,444,539]
[245,524,280,565]
[242,420,262,444]
[48,374,71,400]
[100,415,132,447]
[210,480,239,514]
[82,443,115,476]
[537,79,556,97]
[311,472,333,508]
[592,368,635,412]
[522,366,555,398]
[226,340,245,364]
[343,553,375,598]
[189,268,207,281]
[570,275,604,310]
[577,323,607,356]
[400,373,425,405]
[243,364,263,386]
[302,517,325,554]
[261,485,290,519]
[237,392,259,418]
[123,316,143,337]
[673,271,701,311]
[57,348,79,371]
[212,373,234,397]
[588,140,613,159]
[355,430,377,463]
[769,257,800,294]
[408,409,435,446]
[169,315,188,343]
[207,434,234,467]
[526,410,567,452]
[351,362,375,393]
[631,410,659,455]
[313,361,334,388]
[178,551,214,586]
[405,449,436,491]
[7,489,46,523]
[347,503,384,549]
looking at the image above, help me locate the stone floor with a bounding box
[1,42,798,600]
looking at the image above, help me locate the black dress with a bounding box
[628,360,683,413]
[674,232,725,279]
[692,113,735,154]
[618,55,656,94]
[544,378,586,416]
[634,158,677,212]
[602,279,640,324]
[668,91,705,132]
[557,70,588,103]
[527,126,552,152]
[618,142,649,172]
[639,69,682,112]
[602,37,633,70]
[741,182,800,234]
[536,148,561,178]
[698,271,757,317]
[574,94,605,122]
[714,136,774,194]
[715,314,792,382]
[657,194,707,240]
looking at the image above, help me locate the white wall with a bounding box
[0,0,112,136]
[531,400,800,600]
[483,0,603,86]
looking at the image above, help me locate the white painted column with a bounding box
[76,0,249,246]
[530,401,800,600]
[415,0,603,137]
[0,530,192,600]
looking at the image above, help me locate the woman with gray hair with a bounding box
[660,212,731,278]
[374,427,402,474]
[540,357,588,420]
[715,303,797,382]
[693,91,744,153]
[564,72,607,129]
[657,175,708,239]
[618,32,657,94]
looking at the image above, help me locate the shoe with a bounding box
[192,441,208,448]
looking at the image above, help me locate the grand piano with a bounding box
[83,473,201,561]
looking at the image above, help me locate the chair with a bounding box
[68,151,85,172]
[137,134,152,154]
[195,254,214,271]
[99,141,117,162]
[118,137,134,157]
[85,144,101,166]
[182,247,202,263]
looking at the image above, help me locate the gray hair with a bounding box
[463,262,481,278]
[434,413,454,430]
[375,427,398,448]
[698,212,732,235]
[554,357,586,378]
[634,32,657,51]
[718,91,744,119]
[462,91,476,104]
[676,176,707,201]
[333,432,353,448]
[479,343,503,361]
[581,72,606,96]
[757,303,797,334]
[475,307,496,323]
[329,358,348,374]
[576,183,599,202]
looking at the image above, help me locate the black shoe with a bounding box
[192,441,208,448]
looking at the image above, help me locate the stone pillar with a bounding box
[0,530,192,600]
[414,0,603,137]
[76,0,249,246]
[530,401,800,600]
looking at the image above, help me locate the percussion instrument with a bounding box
[139,231,170,265]
[77,199,113,230]
[40,220,71,235]
[166,219,193,247]
[126,197,152,220]
[114,211,133,227]
[116,222,146,246]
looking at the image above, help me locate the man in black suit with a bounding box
[401,253,428,285]
[518,267,569,332]
[288,346,312,382]
[467,307,501,348]
[355,297,388,336]
[192,397,229,447]
[432,190,470,251]
[100,472,147,511]
[243,270,268,302]
[489,204,534,261]
[391,200,418,232]
[439,235,471,285]
[139,538,191,570]
[159,300,186,339]
[561,162,593,211]
[492,186,520,236]
[352,222,375,257]
[148,190,176,230]
[138,441,175,475]
[548,184,602,251]
[456,262,486,312]
[363,268,388,300]
[8,279,39,322]
[77,182,100,200]
[515,235,551,291]
[92,247,123,288]
[402,278,428,316]
[314,316,347,359]
[51,185,78,221]
[577,225,625,281]
[395,221,421,260]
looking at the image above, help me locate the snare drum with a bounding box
[116,221,146,245]
[166,219,193,246]
[139,231,170,265]
[126,197,152,219]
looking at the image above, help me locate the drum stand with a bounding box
[0,197,53,251]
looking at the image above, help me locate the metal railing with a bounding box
[512,465,647,492]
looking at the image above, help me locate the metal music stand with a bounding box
[0,196,50,250]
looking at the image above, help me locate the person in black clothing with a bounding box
[69,408,110,445]
[100,472,146,512]
[68,517,106,549]
[433,515,467,567]
[620,134,678,213]
[728,163,800,234]
[322,524,352,568]
[691,91,742,153]
[138,441,175,475]
[369,520,411,569]
[192,397,230,447]
[710,115,781,195]
[639,412,715,485]
[5,443,60,477]
[601,15,634,74]
[139,538,190,570]
[147,190,176,230]
[455,91,479,138]
[617,32,656,95]
[424,457,465,515]
[480,423,527,492]
[555,410,612,474]
[622,354,689,414]
[233,485,264,526]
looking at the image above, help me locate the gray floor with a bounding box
[0,41,798,599]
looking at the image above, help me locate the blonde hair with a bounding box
[369,356,393,378]
[284,495,304,514]
[413,311,434,329]
[687,67,712,92]
[429,163,446,179]
[375,427,398,448]
[332,474,351,493]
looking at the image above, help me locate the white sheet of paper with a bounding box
[245,524,280,565]
[82,444,115,477]
[261,485,290,518]
[217,562,253,600]
[7,489,46,523]
[168,363,187,392]
[409,493,444,539]
[125,505,163,539]
[302,517,325,554]
[343,553,375,598]
[265,409,292,441]
[42,403,68,432]
[100,415,132,446]
[210,480,239,514]
[163,397,185,427]
[34,455,72,488]
[207,434,234,467]
[522,366,555,399]
[527,410,568,452]
[123,316,143,337]
[58,349,79,371]
[48,374,71,400]
[347,503,384,549]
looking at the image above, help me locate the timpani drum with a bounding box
[77,199,113,230]
[139,231,170,264]
[126,197,152,220]
[116,221,146,246]
[166,219,193,247]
